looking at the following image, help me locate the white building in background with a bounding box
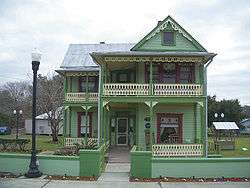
[25,113,63,135]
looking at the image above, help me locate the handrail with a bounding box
[65,92,98,102]
[103,83,203,96]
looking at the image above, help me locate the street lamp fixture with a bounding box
[13,110,23,139]
[214,113,225,121]
[25,48,42,178]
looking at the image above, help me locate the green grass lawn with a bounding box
[220,136,250,157]
[0,134,63,153]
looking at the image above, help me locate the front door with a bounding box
[117,118,128,145]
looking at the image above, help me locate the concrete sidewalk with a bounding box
[1,178,250,188]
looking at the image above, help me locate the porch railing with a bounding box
[65,137,98,147]
[103,83,203,96]
[152,144,203,157]
[65,92,98,102]
[154,84,203,96]
[103,83,149,96]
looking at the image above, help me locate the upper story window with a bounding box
[179,65,195,84]
[162,63,176,83]
[145,63,195,84]
[162,31,175,46]
[111,69,136,83]
[79,76,99,93]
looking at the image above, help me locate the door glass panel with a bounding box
[118,119,127,133]
[118,135,127,144]
[117,118,128,145]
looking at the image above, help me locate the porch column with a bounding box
[195,103,202,143]
[84,105,88,145]
[103,107,107,143]
[85,75,89,144]
[63,107,67,137]
[149,61,153,95]
[149,101,154,148]
[64,76,68,98]
[66,107,71,137]
[98,65,104,146]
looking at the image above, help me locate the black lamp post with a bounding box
[25,48,42,178]
[13,110,22,139]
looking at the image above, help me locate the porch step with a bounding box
[98,172,129,182]
[105,163,130,173]
[98,162,130,182]
[108,146,130,163]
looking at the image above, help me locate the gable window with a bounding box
[162,31,174,45]
[79,76,99,93]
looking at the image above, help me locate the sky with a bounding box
[0,0,249,105]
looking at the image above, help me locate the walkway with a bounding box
[98,146,130,182]
[1,178,250,188]
[107,146,130,163]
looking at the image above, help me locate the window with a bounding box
[179,65,195,84]
[79,76,98,92]
[162,63,176,83]
[78,112,92,137]
[157,114,182,144]
[163,31,174,45]
[145,64,160,83]
[145,63,195,84]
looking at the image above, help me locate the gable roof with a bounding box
[131,15,207,52]
[57,43,134,72]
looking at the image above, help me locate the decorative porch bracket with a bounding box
[144,101,158,108]
[102,100,110,107]
[81,105,93,111]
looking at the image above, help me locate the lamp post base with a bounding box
[25,165,42,178]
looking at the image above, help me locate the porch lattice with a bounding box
[152,144,203,157]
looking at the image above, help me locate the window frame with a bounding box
[145,63,195,84]
[161,31,176,46]
[77,112,93,138]
[156,113,183,144]
[78,76,99,93]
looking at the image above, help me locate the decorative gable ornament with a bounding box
[145,20,192,42]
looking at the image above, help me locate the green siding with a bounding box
[130,146,152,178]
[155,104,196,143]
[0,153,79,176]
[92,111,98,137]
[136,31,200,52]
[71,109,78,137]
[136,103,197,149]
[152,158,250,178]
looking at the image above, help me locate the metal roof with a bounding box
[59,43,135,71]
[213,122,239,130]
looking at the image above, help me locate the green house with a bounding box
[57,16,216,158]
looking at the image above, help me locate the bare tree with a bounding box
[37,74,64,142]
[0,81,32,127]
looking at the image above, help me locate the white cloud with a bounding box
[0,0,249,105]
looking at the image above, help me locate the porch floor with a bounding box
[107,146,130,163]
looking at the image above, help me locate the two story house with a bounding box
[56,16,216,157]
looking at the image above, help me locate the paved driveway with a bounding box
[1,178,250,188]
